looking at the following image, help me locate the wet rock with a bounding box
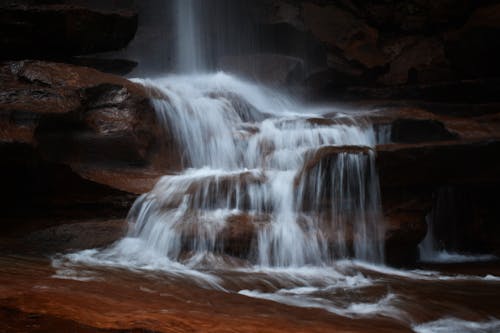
[0,60,179,175]
[0,4,138,60]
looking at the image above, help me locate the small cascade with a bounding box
[419,187,497,263]
[123,73,385,267]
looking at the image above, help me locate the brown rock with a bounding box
[0,60,181,185]
[379,37,451,85]
[302,3,386,69]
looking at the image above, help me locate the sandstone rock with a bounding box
[0,4,138,60]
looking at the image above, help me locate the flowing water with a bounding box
[47,61,500,333]
[28,1,499,332]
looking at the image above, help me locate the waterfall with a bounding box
[174,0,205,72]
[419,187,496,263]
[125,73,385,267]
[173,0,256,73]
[81,0,387,268]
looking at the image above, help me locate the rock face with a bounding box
[0,4,138,60]
[218,54,305,86]
[249,0,500,101]
[0,61,166,171]
[0,60,180,251]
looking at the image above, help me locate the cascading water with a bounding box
[124,71,385,267]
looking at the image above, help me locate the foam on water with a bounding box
[413,318,500,333]
[239,289,402,319]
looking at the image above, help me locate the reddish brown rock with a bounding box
[0,60,181,186]
[0,61,183,252]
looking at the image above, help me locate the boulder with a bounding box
[0,60,183,175]
[0,61,185,239]
[0,4,138,60]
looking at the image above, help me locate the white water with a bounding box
[413,318,500,333]
[124,72,385,267]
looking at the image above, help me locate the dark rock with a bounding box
[218,54,305,86]
[376,140,500,188]
[0,4,138,60]
[390,118,458,143]
[379,37,452,85]
[427,184,500,256]
[362,0,470,34]
[302,2,386,69]
[343,78,500,102]
[69,57,138,76]
[25,219,127,253]
[445,3,500,78]
[0,143,136,222]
